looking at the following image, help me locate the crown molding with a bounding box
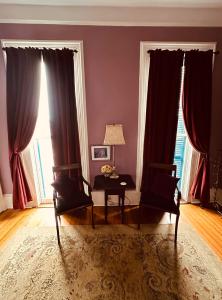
[1,0,222,8]
[1,4,222,27]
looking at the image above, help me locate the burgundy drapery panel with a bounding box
[6,47,41,209]
[183,50,213,204]
[42,49,81,168]
[141,50,184,191]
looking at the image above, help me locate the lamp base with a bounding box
[110,173,119,179]
[110,166,119,179]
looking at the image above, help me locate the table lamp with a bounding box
[103,124,125,178]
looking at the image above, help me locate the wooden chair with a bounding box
[52,163,94,244]
[138,163,181,243]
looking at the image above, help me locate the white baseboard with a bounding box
[4,193,13,209]
[0,195,7,212]
[3,189,221,210]
[92,190,140,206]
[0,193,38,212]
[26,200,37,208]
[0,189,139,211]
[93,188,222,207]
[0,193,13,212]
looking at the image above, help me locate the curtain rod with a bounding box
[147,49,219,55]
[2,47,78,53]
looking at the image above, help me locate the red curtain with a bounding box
[183,50,213,204]
[6,47,41,209]
[42,49,81,167]
[141,50,184,190]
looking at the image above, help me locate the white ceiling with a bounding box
[0,0,222,8]
[0,0,222,26]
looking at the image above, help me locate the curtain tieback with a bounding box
[201,153,208,162]
[10,151,21,162]
[12,151,20,155]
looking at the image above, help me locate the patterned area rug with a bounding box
[0,223,221,300]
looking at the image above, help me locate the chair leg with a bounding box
[91,204,95,229]
[58,215,61,224]
[138,205,141,230]
[174,213,180,243]
[105,194,108,224]
[55,212,61,245]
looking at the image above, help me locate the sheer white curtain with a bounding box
[21,148,38,207]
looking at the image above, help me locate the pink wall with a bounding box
[0,24,222,192]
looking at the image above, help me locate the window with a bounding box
[174,102,186,188]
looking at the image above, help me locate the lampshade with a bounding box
[103,124,125,145]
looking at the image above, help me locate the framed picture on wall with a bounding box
[91,145,111,161]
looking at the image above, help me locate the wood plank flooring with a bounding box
[0,204,222,259]
[181,204,222,259]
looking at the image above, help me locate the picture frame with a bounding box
[91,145,111,161]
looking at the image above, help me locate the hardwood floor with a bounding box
[181,204,222,259]
[0,204,222,259]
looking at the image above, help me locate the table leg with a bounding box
[105,192,108,223]
[121,194,125,224]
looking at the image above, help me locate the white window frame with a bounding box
[1,39,90,183]
[137,41,216,200]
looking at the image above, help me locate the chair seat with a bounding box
[140,191,179,214]
[56,192,93,214]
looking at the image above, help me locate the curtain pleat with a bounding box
[141,50,184,191]
[42,49,81,173]
[183,50,213,204]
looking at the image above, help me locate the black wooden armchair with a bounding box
[138,163,181,243]
[52,163,94,244]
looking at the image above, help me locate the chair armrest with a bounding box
[81,176,92,196]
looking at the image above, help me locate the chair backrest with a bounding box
[52,163,80,174]
[148,163,177,177]
[141,163,179,202]
[52,163,81,177]
[52,163,83,191]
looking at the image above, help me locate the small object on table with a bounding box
[101,164,113,177]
